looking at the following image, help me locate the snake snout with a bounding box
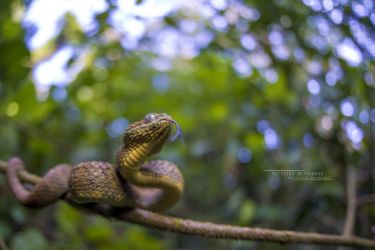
[147,113,182,142]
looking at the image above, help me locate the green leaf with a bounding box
[238,199,256,225]
[10,229,48,250]
[84,217,114,244]
[56,203,82,236]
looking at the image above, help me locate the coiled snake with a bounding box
[7,113,184,212]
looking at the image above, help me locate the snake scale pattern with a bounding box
[7,113,184,212]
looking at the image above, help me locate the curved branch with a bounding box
[0,160,374,248]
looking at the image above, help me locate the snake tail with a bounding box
[7,157,70,209]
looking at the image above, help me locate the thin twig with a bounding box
[0,237,9,250]
[0,160,375,248]
[313,212,342,232]
[343,167,357,236]
[357,194,375,207]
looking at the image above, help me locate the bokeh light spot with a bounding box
[307,79,321,94]
[303,133,314,148]
[264,128,279,149]
[340,99,354,117]
[152,74,170,92]
[240,34,256,51]
[77,86,94,102]
[52,87,67,102]
[106,118,129,138]
[257,120,270,134]
[237,147,252,163]
[336,39,363,66]
[359,110,369,124]
[7,102,19,117]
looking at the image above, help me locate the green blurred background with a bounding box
[0,0,374,249]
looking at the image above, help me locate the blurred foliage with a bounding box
[0,0,374,249]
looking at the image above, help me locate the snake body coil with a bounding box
[7,113,184,212]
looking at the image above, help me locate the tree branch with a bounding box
[0,160,374,248]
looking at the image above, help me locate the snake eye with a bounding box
[144,113,157,123]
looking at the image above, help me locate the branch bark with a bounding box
[0,160,374,248]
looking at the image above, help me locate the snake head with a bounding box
[122,113,179,156]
